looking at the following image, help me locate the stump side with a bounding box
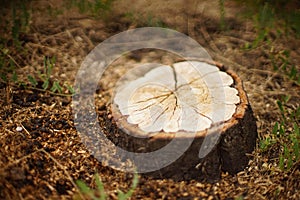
[219,69,257,174]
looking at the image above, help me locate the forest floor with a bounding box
[0,0,299,199]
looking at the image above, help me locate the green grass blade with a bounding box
[279,154,284,170]
[294,123,299,137]
[76,179,98,200]
[118,173,138,200]
[42,79,49,90]
[12,71,18,83]
[51,81,62,93]
[27,75,37,87]
[95,173,106,200]
[272,122,279,135]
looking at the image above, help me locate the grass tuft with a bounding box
[260,96,300,171]
[75,173,138,200]
[237,0,300,48]
[64,0,115,18]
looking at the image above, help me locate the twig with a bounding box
[0,148,44,171]
[219,35,251,45]
[40,149,86,200]
[25,42,73,68]
[210,51,248,71]
[6,83,12,104]
[251,88,299,97]
[39,28,81,43]
[8,84,74,97]
[248,68,281,76]
[26,42,58,53]
[78,29,94,50]
[18,193,25,200]
[20,123,31,137]
[0,49,22,68]
[25,86,74,97]
[199,27,223,55]
[264,63,285,87]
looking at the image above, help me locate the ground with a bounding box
[0,0,299,199]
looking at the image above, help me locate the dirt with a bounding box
[0,0,300,199]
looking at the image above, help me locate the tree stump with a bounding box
[109,59,257,182]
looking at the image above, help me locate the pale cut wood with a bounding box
[114,60,240,134]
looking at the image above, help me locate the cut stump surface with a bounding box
[110,59,257,181]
